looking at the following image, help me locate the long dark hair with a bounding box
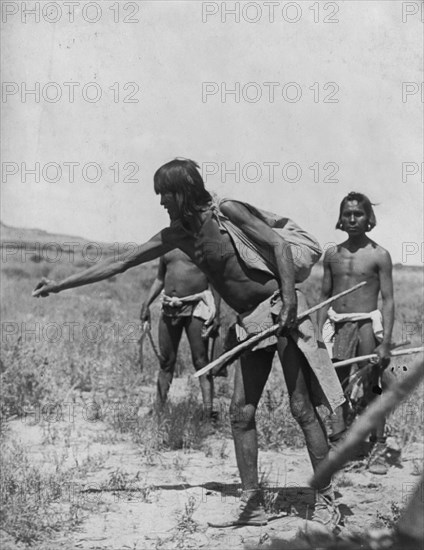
[336,191,377,231]
[154,159,212,220]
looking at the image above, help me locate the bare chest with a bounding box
[332,249,378,280]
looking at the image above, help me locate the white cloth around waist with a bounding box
[161,289,216,324]
[323,307,384,357]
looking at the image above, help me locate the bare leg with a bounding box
[208,353,272,527]
[185,316,213,415]
[157,315,183,406]
[230,349,274,490]
[358,321,385,440]
[332,364,352,434]
[278,336,331,490]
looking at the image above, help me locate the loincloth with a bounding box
[323,308,383,361]
[232,290,345,413]
[161,289,216,325]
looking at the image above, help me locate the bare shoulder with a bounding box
[373,242,392,267]
[219,199,249,221]
[363,239,392,266]
[323,242,343,263]
[324,242,343,257]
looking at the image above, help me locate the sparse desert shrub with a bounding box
[104,468,156,502]
[154,496,200,549]
[257,388,304,451]
[175,495,198,535]
[127,397,212,452]
[0,338,57,420]
[0,441,82,545]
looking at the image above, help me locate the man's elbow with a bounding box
[383,297,395,315]
[383,295,394,307]
[114,258,129,274]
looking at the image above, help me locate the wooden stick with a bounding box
[138,322,149,372]
[334,347,424,369]
[146,325,161,360]
[310,354,424,488]
[194,281,366,378]
[392,340,411,349]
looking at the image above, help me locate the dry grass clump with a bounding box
[0,442,83,545]
[128,397,214,453]
[257,386,304,450]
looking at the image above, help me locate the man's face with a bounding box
[340,200,368,235]
[160,192,180,220]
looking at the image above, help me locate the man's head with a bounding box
[336,192,377,234]
[154,159,212,220]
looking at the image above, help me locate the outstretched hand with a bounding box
[32,277,58,298]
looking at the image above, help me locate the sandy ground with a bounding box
[2,379,422,550]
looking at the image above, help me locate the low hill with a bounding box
[0,221,118,260]
[0,220,111,247]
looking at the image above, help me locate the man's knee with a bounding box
[230,402,256,431]
[159,353,176,373]
[290,394,316,426]
[192,354,207,371]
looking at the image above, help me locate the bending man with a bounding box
[140,249,220,417]
[34,159,344,528]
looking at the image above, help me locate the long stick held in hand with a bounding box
[334,347,424,369]
[194,281,366,378]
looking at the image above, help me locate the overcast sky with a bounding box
[2,1,423,265]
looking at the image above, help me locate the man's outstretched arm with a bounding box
[33,231,173,297]
[219,201,297,333]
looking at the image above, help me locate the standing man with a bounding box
[318,192,394,475]
[34,159,344,528]
[140,249,220,418]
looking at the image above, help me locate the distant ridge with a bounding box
[0,220,110,247]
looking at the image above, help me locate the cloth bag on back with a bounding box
[212,198,322,283]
